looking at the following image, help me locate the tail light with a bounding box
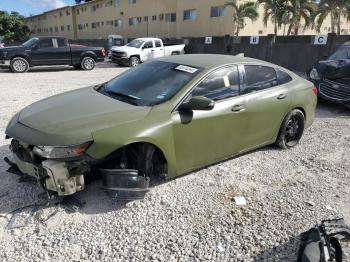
[101,48,106,57]
[312,86,318,95]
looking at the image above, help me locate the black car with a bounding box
[0,36,106,73]
[308,42,350,108]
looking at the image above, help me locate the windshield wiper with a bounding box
[105,89,140,105]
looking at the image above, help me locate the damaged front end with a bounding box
[6,138,92,196]
[5,138,153,200]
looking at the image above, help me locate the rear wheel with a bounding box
[129,56,140,67]
[81,57,95,70]
[10,57,29,73]
[276,109,305,149]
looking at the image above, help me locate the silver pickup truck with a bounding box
[111,37,185,67]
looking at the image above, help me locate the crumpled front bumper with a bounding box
[7,139,87,196]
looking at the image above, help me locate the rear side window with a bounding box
[155,40,162,47]
[243,65,278,94]
[276,69,293,85]
[57,38,69,48]
[192,66,240,101]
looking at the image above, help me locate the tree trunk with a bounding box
[287,23,293,36]
[283,23,286,36]
[274,21,278,36]
[331,12,335,33]
[337,14,341,35]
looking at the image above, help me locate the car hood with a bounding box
[7,86,151,145]
[315,59,350,84]
[0,46,25,52]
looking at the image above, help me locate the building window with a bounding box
[78,24,83,30]
[210,6,226,17]
[61,25,64,31]
[115,0,121,7]
[165,13,176,22]
[85,23,88,28]
[107,20,114,26]
[129,17,138,26]
[184,9,197,21]
[92,22,100,29]
[66,10,70,16]
[152,15,157,21]
[105,0,113,7]
[91,5,97,12]
[67,25,71,31]
[59,11,63,17]
[128,0,136,4]
[101,21,104,26]
[50,27,53,32]
[144,16,148,22]
[77,9,80,15]
[114,19,122,27]
[55,26,59,32]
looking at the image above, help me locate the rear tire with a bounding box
[10,57,29,73]
[129,56,140,67]
[276,109,305,149]
[81,57,95,70]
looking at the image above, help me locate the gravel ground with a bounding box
[0,63,349,261]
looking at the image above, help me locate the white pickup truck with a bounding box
[110,37,185,67]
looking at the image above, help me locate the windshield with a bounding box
[126,39,145,48]
[100,61,202,106]
[328,48,350,60]
[22,38,39,47]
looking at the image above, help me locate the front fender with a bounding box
[86,117,177,177]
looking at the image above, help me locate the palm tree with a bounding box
[285,0,316,35]
[313,0,350,35]
[225,0,259,36]
[258,0,289,35]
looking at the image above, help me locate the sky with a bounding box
[0,0,77,17]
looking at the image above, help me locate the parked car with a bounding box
[0,40,4,48]
[308,42,350,108]
[0,36,106,73]
[111,37,185,67]
[5,54,317,198]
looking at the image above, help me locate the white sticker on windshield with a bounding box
[175,65,198,74]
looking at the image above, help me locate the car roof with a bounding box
[134,37,160,41]
[158,54,273,69]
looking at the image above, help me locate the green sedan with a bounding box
[5,54,317,197]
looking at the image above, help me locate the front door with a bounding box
[153,39,164,59]
[172,65,248,173]
[140,40,154,61]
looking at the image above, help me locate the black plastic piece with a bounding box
[100,169,149,200]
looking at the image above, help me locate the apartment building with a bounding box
[25,0,350,40]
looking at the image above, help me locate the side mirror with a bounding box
[32,44,39,50]
[179,96,215,111]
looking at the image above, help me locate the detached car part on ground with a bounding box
[5,54,317,199]
[0,36,105,73]
[298,218,350,262]
[308,42,350,108]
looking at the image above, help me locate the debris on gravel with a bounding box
[0,64,349,261]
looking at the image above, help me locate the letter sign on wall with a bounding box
[314,35,328,45]
[250,36,259,45]
[205,37,212,44]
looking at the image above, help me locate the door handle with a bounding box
[277,94,287,100]
[151,49,155,52]
[231,104,246,112]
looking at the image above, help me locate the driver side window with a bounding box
[192,66,240,101]
[143,41,153,49]
[38,38,53,48]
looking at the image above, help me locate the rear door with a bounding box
[52,38,71,65]
[153,40,165,58]
[240,65,292,149]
